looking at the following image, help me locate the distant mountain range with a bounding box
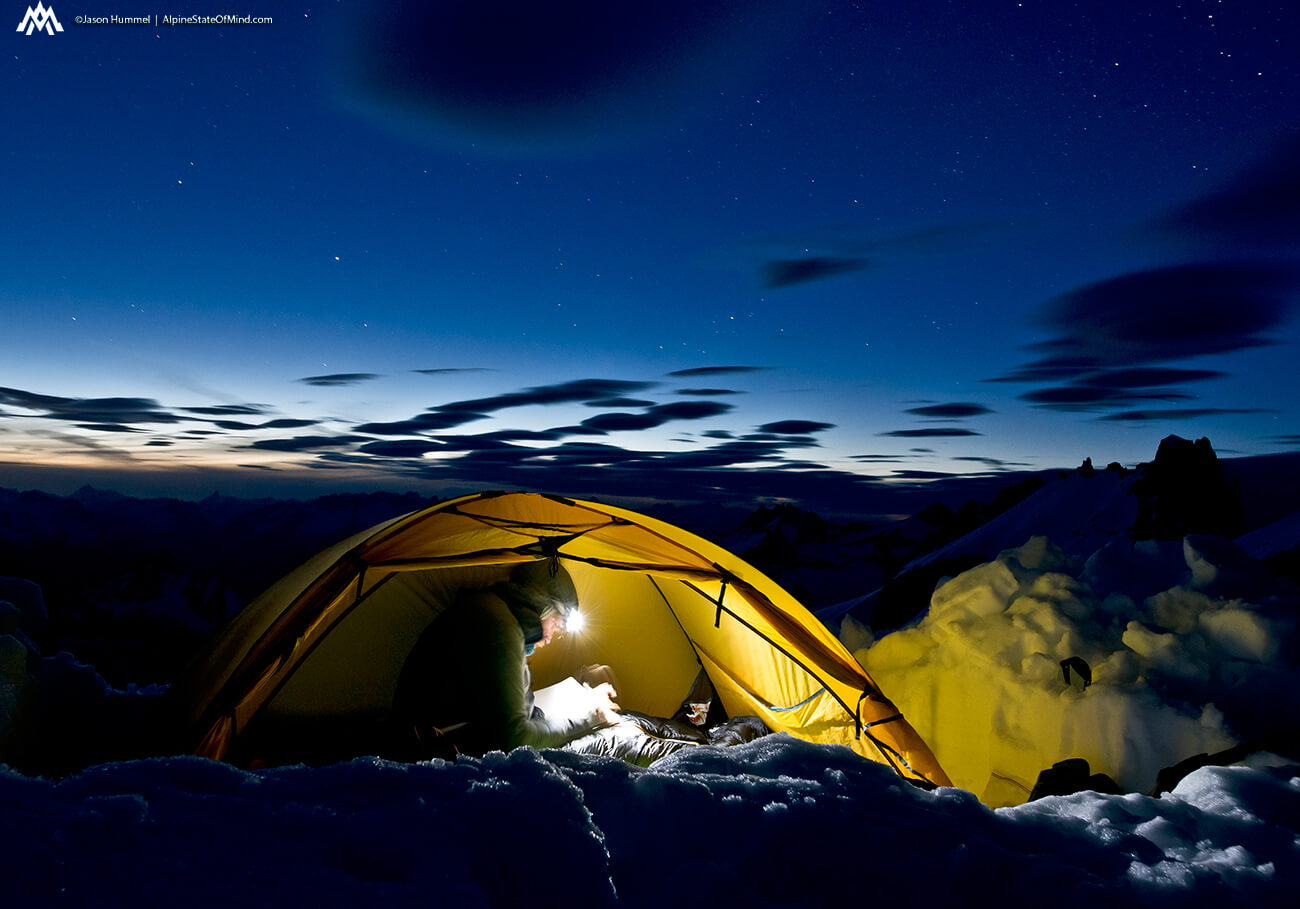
[0,436,1296,687]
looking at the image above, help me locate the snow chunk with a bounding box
[929,558,1020,623]
[1199,604,1280,663]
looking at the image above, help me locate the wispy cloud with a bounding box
[578,400,733,433]
[1096,407,1270,423]
[437,379,658,414]
[953,455,1027,469]
[903,403,993,419]
[879,428,982,438]
[665,366,769,378]
[213,418,321,431]
[1018,386,1193,412]
[248,435,369,452]
[1152,129,1300,247]
[989,262,1295,413]
[757,420,834,434]
[298,373,382,387]
[1031,263,1290,366]
[354,411,489,435]
[1,387,185,425]
[761,256,867,289]
[180,404,274,416]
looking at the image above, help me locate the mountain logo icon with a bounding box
[16,3,63,35]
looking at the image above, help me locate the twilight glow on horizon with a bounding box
[3,1,1297,512]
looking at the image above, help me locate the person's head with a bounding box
[502,558,578,650]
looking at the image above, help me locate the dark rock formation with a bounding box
[1131,436,1247,541]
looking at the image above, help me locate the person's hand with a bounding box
[590,681,619,709]
[586,682,621,726]
[594,702,623,727]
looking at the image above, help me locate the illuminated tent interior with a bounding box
[166,491,950,787]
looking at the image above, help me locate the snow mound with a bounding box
[1007,755,1300,901]
[1235,510,1300,564]
[2,737,1297,907]
[3,748,616,908]
[860,535,1300,805]
[1,579,167,775]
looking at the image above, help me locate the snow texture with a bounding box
[1,735,1296,908]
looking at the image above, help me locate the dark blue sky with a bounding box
[3,2,1297,512]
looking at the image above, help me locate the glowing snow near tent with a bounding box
[857,535,1300,806]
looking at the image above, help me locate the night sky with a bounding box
[4,1,1298,514]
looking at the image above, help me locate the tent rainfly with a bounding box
[167,491,950,787]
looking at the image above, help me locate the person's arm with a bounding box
[503,628,609,750]
[471,598,608,750]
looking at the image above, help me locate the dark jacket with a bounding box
[393,586,601,757]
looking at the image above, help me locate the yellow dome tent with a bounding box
[168,491,949,787]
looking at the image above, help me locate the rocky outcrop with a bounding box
[1131,436,1247,541]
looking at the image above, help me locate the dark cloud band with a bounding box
[903,403,993,419]
[879,428,982,438]
[298,374,382,387]
[757,420,835,434]
[762,256,867,289]
[437,379,657,414]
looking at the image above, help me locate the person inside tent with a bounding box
[392,558,620,758]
